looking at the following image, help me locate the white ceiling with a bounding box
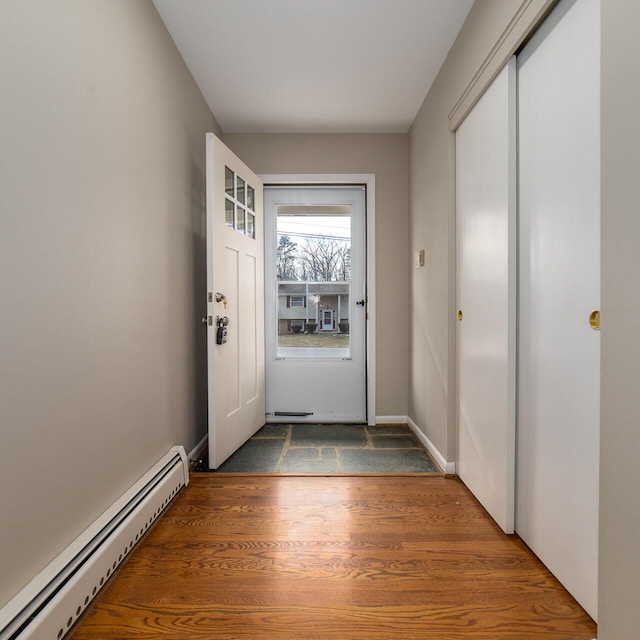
[152,0,474,134]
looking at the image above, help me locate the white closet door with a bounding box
[517,0,600,620]
[456,59,516,534]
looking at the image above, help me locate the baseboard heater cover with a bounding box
[0,446,189,640]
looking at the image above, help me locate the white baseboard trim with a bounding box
[375,415,409,425]
[406,417,456,475]
[0,446,189,640]
[188,432,208,464]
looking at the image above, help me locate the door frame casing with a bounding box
[259,173,376,426]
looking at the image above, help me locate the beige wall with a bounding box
[599,2,640,637]
[408,0,521,458]
[0,0,219,607]
[224,133,409,417]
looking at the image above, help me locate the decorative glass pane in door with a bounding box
[236,176,246,205]
[246,212,255,239]
[225,197,235,228]
[276,205,351,359]
[236,205,245,234]
[224,165,257,239]
[225,166,234,198]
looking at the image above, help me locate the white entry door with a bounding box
[321,309,336,331]
[517,0,600,619]
[456,58,516,534]
[205,133,265,468]
[264,186,367,422]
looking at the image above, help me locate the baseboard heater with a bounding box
[0,446,189,640]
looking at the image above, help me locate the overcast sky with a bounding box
[277,215,350,244]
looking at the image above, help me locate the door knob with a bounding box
[458,310,463,321]
[589,310,601,330]
[356,299,365,306]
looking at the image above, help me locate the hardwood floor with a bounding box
[69,476,596,639]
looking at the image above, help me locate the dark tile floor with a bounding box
[193,423,441,474]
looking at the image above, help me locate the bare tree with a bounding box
[297,238,350,282]
[336,246,351,281]
[277,234,351,282]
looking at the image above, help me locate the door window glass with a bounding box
[225,166,234,198]
[225,198,235,228]
[276,206,351,359]
[237,176,246,205]
[246,212,255,239]
[224,166,255,239]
